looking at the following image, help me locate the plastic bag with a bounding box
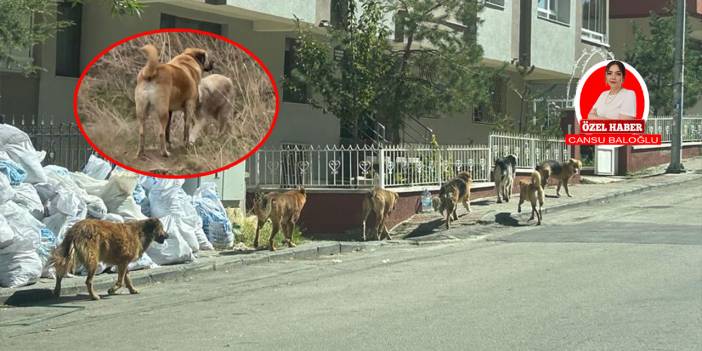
[82,154,112,180]
[148,179,212,251]
[0,124,47,184]
[193,183,234,249]
[146,216,195,265]
[71,171,109,196]
[0,173,15,205]
[12,183,44,219]
[0,250,43,288]
[99,171,146,220]
[0,201,42,253]
[37,227,57,278]
[0,159,27,185]
[0,215,13,249]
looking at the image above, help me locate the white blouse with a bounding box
[591,89,637,119]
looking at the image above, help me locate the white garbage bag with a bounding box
[103,213,125,222]
[148,179,212,251]
[193,182,234,249]
[0,173,15,205]
[0,201,42,253]
[146,216,195,265]
[107,252,159,272]
[82,154,112,180]
[71,171,109,196]
[12,183,44,220]
[0,215,13,249]
[37,227,57,278]
[0,124,48,184]
[99,171,146,220]
[0,250,43,288]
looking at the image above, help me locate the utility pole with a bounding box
[667,0,686,173]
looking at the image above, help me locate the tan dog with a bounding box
[437,171,472,229]
[252,187,307,251]
[536,158,583,197]
[518,171,545,225]
[360,187,399,241]
[51,218,168,301]
[135,44,213,158]
[168,74,236,146]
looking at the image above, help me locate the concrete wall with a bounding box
[478,1,514,63]
[0,72,39,119]
[529,0,577,76]
[618,144,702,175]
[223,0,317,23]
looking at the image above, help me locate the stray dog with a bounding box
[51,218,168,300]
[536,158,583,197]
[135,44,213,158]
[437,171,472,229]
[493,154,517,203]
[252,187,307,251]
[360,187,399,241]
[167,74,236,146]
[518,170,544,225]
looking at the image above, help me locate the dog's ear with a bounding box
[143,218,161,233]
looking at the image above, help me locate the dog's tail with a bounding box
[139,44,159,79]
[297,186,306,196]
[50,231,76,279]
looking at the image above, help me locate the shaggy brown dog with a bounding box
[518,170,545,225]
[360,187,399,241]
[135,44,213,158]
[51,218,168,301]
[437,171,472,229]
[536,158,583,197]
[253,187,307,251]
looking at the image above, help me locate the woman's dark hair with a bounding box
[606,60,626,80]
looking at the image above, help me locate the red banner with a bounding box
[565,134,661,145]
[579,120,645,133]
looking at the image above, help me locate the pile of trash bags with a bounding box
[0,124,236,288]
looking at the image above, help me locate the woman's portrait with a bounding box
[587,60,637,120]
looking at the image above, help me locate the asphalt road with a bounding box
[1,182,701,351]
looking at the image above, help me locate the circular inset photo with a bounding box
[75,29,278,178]
[574,60,649,122]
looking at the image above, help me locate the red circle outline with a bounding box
[73,28,279,179]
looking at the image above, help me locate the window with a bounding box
[582,0,607,44]
[537,0,570,24]
[283,38,307,103]
[330,0,349,28]
[56,2,82,77]
[473,78,506,124]
[160,14,222,34]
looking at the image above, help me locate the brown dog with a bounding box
[360,187,399,241]
[135,44,213,158]
[536,158,583,197]
[437,171,472,229]
[51,218,168,301]
[518,170,544,225]
[252,187,307,251]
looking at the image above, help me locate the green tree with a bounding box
[290,0,489,144]
[290,0,393,144]
[0,0,143,75]
[625,7,702,115]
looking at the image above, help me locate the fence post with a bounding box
[378,147,385,189]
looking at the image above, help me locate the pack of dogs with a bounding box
[58,47,584,300]
[49,155,580,301]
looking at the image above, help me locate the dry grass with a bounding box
[77,32,275,175]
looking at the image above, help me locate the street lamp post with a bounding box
[667,0,686,173]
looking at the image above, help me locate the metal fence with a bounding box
[488,132,571,169]
[647,115,702,143]
[3,116,93,172]
[247,132,569,189]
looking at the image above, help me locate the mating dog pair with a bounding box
[360,187,399,241]
[536,158,583,197]
[517,171,545,225]
[252,188,307,251]
[435,172,472,229]
[51,218,168,301]
[135,45,235,158]
[493,154,517,203]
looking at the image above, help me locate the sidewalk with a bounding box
[3,157,701,305]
